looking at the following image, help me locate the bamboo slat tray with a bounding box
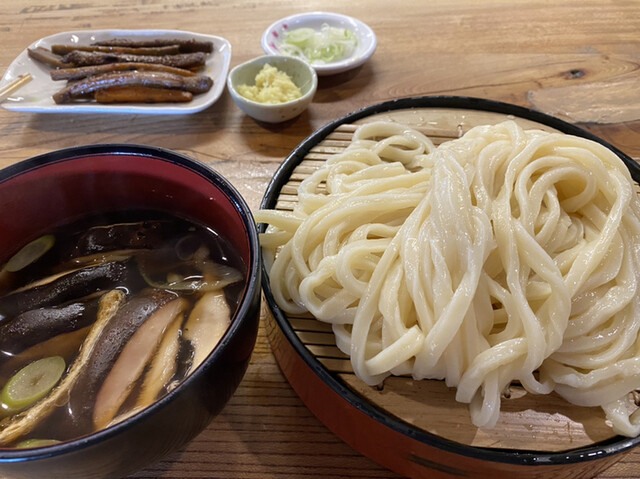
[260,97,640,479]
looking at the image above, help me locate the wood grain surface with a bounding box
[0,0,639,477]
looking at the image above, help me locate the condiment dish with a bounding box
[261,12,377,76]
[227,55,317,123]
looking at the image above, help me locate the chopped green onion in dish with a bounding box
[281,23,357,65]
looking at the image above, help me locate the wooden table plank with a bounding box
[0,1,639,477]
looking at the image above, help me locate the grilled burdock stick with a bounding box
[93,38,214,53]
[52,71,213,104]
[27,47,70,69]
[50,62,196,81]
[51,44,181,56]
[61,50,207,70]
[94,86,193,103]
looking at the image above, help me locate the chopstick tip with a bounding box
[0,72,34,102]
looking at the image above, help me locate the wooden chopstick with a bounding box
[0,73,33,102]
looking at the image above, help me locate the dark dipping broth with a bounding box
[0,210,245,448]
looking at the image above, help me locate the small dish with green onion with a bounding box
[261,12,377,76]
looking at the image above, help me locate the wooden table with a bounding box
[0,0,639,477]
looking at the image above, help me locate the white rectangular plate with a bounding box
[0,29,231,115]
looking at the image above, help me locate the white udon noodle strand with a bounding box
[256,120,640,436]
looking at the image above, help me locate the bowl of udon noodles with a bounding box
[257,96,640,478]
[0,145,261,479]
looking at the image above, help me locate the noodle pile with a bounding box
[256,120,640,436]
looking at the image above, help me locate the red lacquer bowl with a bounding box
[0,145,261,479]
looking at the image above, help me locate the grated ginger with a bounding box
[237,64,302,104]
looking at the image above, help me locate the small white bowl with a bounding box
[261,12,377,76]
[227,55,317,123]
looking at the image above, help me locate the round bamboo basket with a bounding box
[260,97,640,479]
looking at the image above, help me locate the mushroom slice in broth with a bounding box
[135,308,183,410]
[65,288,177,433]
[0,292,105,356]
[138,245,243,293]
[0,290,125,446]
[68,220,181,259]
[0,261,138,321]
[92,297,188,431]
[183,291,231,375]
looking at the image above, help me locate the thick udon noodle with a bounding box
[256,120,640,437]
